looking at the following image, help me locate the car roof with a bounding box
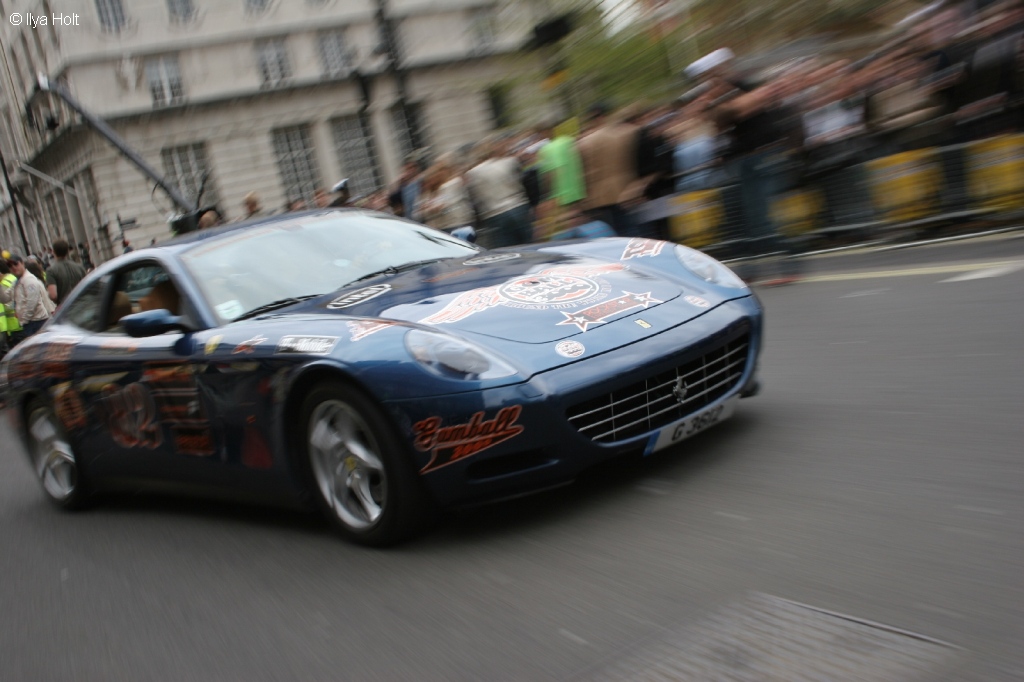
[155,207,379,253]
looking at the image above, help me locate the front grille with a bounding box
[567,330,750,443]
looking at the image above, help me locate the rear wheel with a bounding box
[26,402,90,509]
[300,382,431,546]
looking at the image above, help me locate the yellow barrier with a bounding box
[772,189,823,237]
[668,189,724,248]
[866,149,942,223]
[967,134,1024,212]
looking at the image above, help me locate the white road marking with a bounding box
[940,262,1024,282]
[913,603,964,620]
[803,260,1023,282]
[636,478,673,495]
[942,526,993,539]
[954,505,1005,516]
[715,511,750,522]
[842,288,889,298]
[559,629,589,646]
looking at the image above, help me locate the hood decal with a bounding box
[421,263,626,325]
[328,284,392,309]
[347,319,396,342]
[464,253,521,265]
[620,238,666,260]
[276,335,339,355]
[555,340,586,358]
[557,291,662,332]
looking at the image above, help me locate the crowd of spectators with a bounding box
[330,0,1024,259]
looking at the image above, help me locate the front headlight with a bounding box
[674,245,747,289]
[405,329,517,380]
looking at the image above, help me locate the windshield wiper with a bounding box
[348,258,448,284]
[235,294,322,321]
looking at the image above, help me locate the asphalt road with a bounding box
[2,233,1023,681]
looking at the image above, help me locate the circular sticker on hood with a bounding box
[464,253,521,265]
[328,284,392,309]
[555,340,586,358]
[684,295,711,309]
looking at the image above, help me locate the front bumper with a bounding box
[384,296,763,506]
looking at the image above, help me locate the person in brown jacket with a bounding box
[576,103,642,235]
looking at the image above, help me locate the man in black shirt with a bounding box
[46,239,87,306]
[687,49,802,283]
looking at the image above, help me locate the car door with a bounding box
[67,259,220,486]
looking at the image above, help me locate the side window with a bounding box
[105,264,183,333]
[60,280,106,333]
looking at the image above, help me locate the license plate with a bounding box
[646,396,739,455]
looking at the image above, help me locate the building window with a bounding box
[43,191,71,236]
[331,114,381,197]
[317,30,351,79]
[167,0,195,22]
[161,143,218,208]
[255,39,291,87]
[487,84,512,129]
[145,56,184,106]
[72,168,102,226]
[95,0,126,32]
[390,103,426,161]
[271,125,321,204]
[245,0,269,14]
[469,7,498,53]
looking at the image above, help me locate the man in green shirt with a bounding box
[46,238,87,307]
[536,119,587,207]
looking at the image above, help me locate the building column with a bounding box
[310,119,340,193]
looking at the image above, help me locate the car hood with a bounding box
[309,250,686,344]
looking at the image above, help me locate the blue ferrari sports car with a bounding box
[1,210,762,545]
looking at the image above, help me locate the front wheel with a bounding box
[26,402,90,509]
[300,382,432,546]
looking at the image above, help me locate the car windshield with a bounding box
[180,211,479,323]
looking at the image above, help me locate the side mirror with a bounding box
[121,309,191,338]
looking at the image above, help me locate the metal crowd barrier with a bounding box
[632,133,1024,258]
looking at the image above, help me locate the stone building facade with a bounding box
[0,0,537,261]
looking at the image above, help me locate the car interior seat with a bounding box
[107,291,132,328]
[138,280,181,316]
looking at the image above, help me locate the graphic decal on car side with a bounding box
[142,363,215,456]
[557,291,662,332]
[421,263,626,325]
[232,334,268,354]
[52,382,87,431]
[205,335,223,355]
[327,284,391,309]
[276,336,339,355]
[620,238,666,260]
[7,341,50,383]
[97,339,139,356]
[94,382,163,449]
[347,320,395,342]
[241,425,273,469]
[414,406,524,474]
[40,337,80,378]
